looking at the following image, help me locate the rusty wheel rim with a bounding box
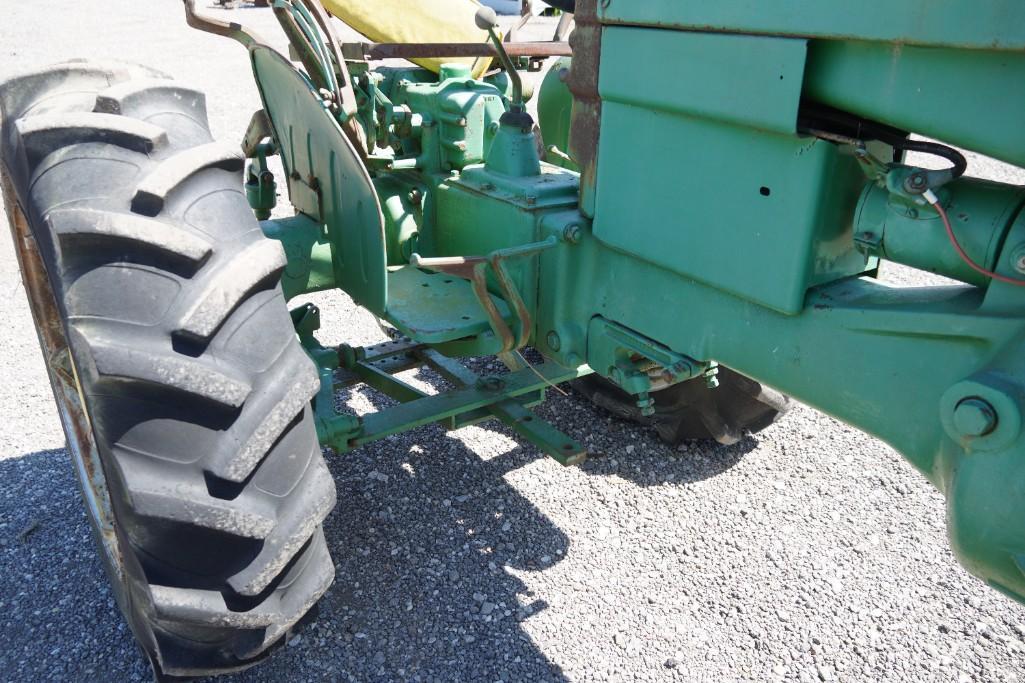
[2,174,124,581]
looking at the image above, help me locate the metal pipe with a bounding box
[364,41,572,60]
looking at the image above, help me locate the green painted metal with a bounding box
[587,318,710,383]
[602,28,807,135]
[250,45,389,315]
[419,349,585,465]
[535,221,1025,599]
[352,63,509,175]
[353,360,583,445]
[292,302,583,463]
[803,41,1025,169]
[593,29,874,314]
[261,214,336,300]
[232,0,1025,605]
[245,143,277,220]
[953,398,998,439]
[346,355,552,460]
[586,317,714,416]
[384,265,512,343]
[484,118,541,178]
[411,236,559,357]
[537,57,576,171]
[291,303,360,444]
[391,70,507,174]
[854,178,1025,288]
[375,175,424,266]
[597,0,1025,51]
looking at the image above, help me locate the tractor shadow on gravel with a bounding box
[573,428,759,488]
[0,364,755,681]
[222,366,576,682]
[0,438,572,682]
[252,361,756,682]
[0,448,150,681]
[306,435,573,682]
[537,384,761,489]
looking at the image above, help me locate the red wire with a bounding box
[931,199,1025,287]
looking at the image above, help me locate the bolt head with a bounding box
[563,224,582,244]
[953,398,997,438]
[546,330,561,351]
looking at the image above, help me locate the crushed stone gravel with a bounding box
[1,3,1024,681]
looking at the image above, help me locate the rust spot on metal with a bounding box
[182,0,265,48]
[489,252,533,351]
[565,0,603,210]
[362,42,571,61]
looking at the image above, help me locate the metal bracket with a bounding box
[245,141,277,220]
[419,349,586,465]
[853,228,883,256]
[292,303,585,465]
[242,110,273,158]
[586,317,714,416]
[182,0,266,49]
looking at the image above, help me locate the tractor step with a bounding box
[384,265,513,344]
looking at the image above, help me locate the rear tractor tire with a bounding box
[0,61,335,679]
[574,366,792,446]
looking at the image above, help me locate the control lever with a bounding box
[475,6,526,114]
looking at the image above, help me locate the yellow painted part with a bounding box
[323,0,495,78]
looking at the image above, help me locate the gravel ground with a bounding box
[2,3,1025,682]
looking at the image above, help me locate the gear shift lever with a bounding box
[475,6,526,114]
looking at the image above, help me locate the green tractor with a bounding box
[2,0,1024,677]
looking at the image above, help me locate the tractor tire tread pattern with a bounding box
[49,208,214,264]
[131,141,245,216]
[0,62,336,679]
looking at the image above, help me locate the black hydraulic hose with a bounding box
[798,102,968,187]
[883,136,968,182]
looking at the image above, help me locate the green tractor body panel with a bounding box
[536,57,575,171]
[199,0,1025,604]
[597,0,1025,50]
[803,41,1025,169]
[593,28,875,314]
[251,45,389,315]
